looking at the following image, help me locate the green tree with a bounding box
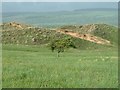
[50,37,76,57]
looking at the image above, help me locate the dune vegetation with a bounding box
[1,22,118,88]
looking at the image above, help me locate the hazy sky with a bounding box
[2,2,118,12]
[2,0,119,2]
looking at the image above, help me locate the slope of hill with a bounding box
[1,22,118,50]
[60,24,118,45]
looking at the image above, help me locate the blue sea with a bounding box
[2,10,118,28]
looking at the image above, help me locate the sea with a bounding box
[2,9,118,28]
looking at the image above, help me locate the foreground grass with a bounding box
[2,44,118,88]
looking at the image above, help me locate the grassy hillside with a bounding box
[60,24,118,45]
[2,22,118,88]
[1,22,118,49]
[2,44,118,88]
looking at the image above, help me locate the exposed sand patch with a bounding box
[57,29,111,45]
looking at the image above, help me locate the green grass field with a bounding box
[2,44,118,88]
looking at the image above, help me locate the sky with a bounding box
[2,2,118,12]
[2,0,119,2]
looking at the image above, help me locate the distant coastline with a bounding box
[2,8,118,28]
